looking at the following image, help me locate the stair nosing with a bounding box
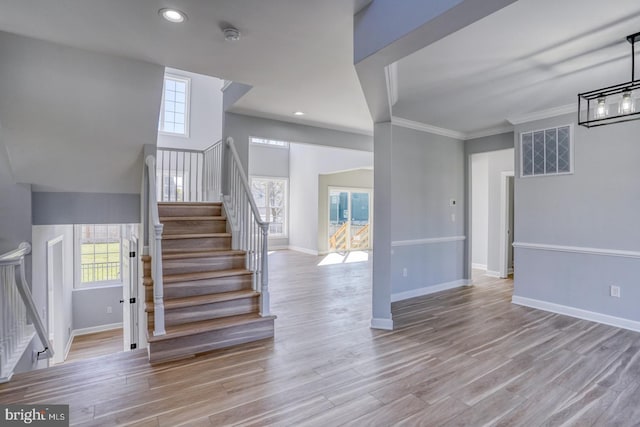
[160,216,226,221]
[147,313,275,342]
[145,290,259,312]
[161,268,253,284]
[162,250,244,260]
[162,233,231,240]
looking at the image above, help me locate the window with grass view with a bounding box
[77,224,122,285]
[250,178,288,237]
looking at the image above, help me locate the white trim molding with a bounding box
[370,317,394,330]
[471,263,487,270]
[288,246,319,256]
[391,279,470,302]
[513,242,640,259]
[485,271,501,278]
[391,117,466,140]
[465,126,514,140]
[73,322,123,337]
[512,296,640,333]
[391,236,466,247]
[385,62,399,107]
[507,104,576,125]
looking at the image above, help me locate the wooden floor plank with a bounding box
[1,253,639,426]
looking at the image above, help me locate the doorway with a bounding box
[328,188,372,252]
[499,173,515,278]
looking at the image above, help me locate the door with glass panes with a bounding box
[328,188,371,252]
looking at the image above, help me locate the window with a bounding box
[75,224,122,286]
[520,125,572,177]
[250,137,289,148]
[250,177,288,237]
[159,74,190,137]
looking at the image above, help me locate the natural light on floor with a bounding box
[318,251,369,266]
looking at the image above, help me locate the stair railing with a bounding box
[223,137,271,316]
[203,140,223,202]
[0,243,53,382]
[145,155,166,336]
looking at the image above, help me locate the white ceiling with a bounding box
[393,0,640,136]
[0,0,373,134]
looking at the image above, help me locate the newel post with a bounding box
[259,224,270,317]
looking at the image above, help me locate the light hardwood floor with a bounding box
[2,250,640,426]
[64,329,124,363]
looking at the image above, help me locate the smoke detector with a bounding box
[223,27,241,41]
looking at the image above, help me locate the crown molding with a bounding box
[391,116,466,140]
[221,80,233,91]
[385,62,399,107]
[507,103,576,125]
[465,125,514,140]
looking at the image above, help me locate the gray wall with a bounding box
[224,112,373,174]
[0,140,31,255]
[72,286,123,330]
[32,192,140,225]
[318,169,373,254]
[0,31,163,194]
[514,113,640,322]
[390,125,465,296]
[464,132,514,279]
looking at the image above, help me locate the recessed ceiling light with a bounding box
[159,8,187,23]
[293,111,305,116]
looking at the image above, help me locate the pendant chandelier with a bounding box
[578,31,639,127]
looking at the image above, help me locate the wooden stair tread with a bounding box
[160,216,226,221]
[162,250,244,260]
[147,313,275,342]
[146,290,259,312]
[160,269,252,284]
[162,233,231,240]
[158,202,221,206]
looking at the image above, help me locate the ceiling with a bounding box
[0,0,373,134]
[3,0,638,139]
[393,0,640,136]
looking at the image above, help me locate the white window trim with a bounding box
[159,73,191,138]
[249,136,290,149]
[250,176,289,238]
[74,224,123,289]
[519,124,574,178]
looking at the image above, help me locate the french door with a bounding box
[328,188,371,252]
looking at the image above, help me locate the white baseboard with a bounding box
[288,246,319,256]
[370,317,394,330]
[267,245,289,251]
[391,279,470,302]
[73,323,123,337]
[471,263,487,270]
[486,270,501,278]
[512,296,640,333]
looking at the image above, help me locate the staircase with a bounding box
[143,202,275,363]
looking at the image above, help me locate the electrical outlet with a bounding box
[107,306,113,314]
[610,285,621,298]
[402,268,408,277]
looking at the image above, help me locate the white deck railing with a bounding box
[145,155,166,336]
[223,137,271,316]
[0,243,53,382]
